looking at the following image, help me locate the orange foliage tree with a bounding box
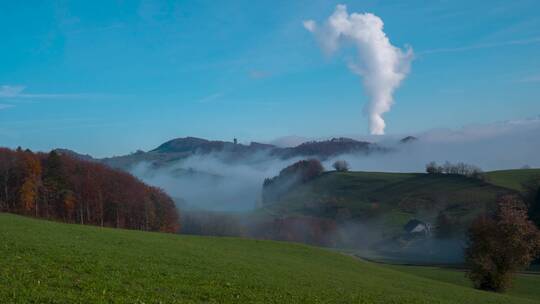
[0,148,179,233]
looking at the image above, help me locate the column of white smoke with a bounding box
[304,4,413,135]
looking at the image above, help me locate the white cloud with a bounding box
[304,4,413,135]
[302,20,315,32]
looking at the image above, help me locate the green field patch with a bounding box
[1,213,539,303]
[485,169,540,192]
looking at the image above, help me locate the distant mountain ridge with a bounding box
[98,136,388,170]
[152,136,276,154]
[55,135,424,171]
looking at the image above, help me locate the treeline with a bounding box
[425,161,485,180]
[0,148,179,233]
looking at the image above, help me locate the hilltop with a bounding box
[100,136,384,170]
[1,213,539,303]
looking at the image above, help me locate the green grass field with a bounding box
[1,213,539,304]
[387,265,540,303]
[485,169,540,192]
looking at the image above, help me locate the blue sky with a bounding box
[0,0,539,157]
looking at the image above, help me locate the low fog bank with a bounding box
[346,118,540,172]
[130,117,540,212]
[282,118,540,172]
[179,210,466,263]
[131,152,470,263]
[130,152,305,211]
[356,239,465,265]
[335,220,466,264]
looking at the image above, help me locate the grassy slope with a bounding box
[1,213,539,304]
[485,169,540,192]
[388,265,540,303]
[264,171,513,233]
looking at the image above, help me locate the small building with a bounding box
[404,219,432,237]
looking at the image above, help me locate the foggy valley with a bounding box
[2,1,540,303]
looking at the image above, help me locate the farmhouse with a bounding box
[404,219,432,237]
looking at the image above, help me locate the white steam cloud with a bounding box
[304,4,413,135]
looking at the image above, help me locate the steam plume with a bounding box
[304,4,413,135]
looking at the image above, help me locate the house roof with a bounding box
[404,219,425,232]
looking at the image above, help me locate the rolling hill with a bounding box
[1,213,539,303]
[175,168,540,261]
[252,168,540,261]
[261,171,517,236]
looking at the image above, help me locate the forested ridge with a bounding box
[0,147,179,233]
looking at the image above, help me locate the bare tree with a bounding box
[427,161,484,179]
[425,161,442,174]
[332,160,350,172]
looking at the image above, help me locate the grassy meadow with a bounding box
[485,169,540,192]
[1,213,539,304]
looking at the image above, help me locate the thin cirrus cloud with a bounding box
[517,75,540,83]
[418,36,540,55]
[0,104,14,110]
[248,70,271,79]
[0,85,97,100]
[196,92,224,104]
[0,85,25,98]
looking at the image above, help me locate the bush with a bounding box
[332,160,350,172]
[465,196,540,292]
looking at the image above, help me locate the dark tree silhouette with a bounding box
[262,159,324,204]
[465,196,540,292]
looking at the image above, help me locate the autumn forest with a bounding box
[0,148,179,233]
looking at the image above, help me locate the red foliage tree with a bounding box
[466,196,540,291]
[0,148,179,233]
